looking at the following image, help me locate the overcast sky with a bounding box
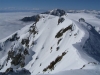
[0,0,100,11]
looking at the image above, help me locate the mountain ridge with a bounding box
[0,9,100,75]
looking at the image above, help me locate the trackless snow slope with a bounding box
[0,9,100,75]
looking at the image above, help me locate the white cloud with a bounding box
[0,12,37,40]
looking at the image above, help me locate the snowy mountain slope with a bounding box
[0,10,100,75]
[0,68,30,75]
[39,69,100,75]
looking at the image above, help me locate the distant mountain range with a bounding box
[21,9,100,22]
[66,10,100,14]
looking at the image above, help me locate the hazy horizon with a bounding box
[0,0,100,11]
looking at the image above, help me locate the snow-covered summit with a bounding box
[0,9,100,75]
[41,9,66,16]
[21,9,66,22]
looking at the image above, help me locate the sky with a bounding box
[0,0,100,11]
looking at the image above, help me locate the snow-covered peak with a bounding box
[41,9,66,16]
[0,10,100,75]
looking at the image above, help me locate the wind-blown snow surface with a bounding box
[0,12,100,75]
